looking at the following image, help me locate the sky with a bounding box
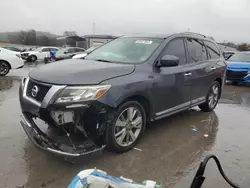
[1,0,250,43]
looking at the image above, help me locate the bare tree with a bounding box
[63,31,77,37]
[237,43,249,51]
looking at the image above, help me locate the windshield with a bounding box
[228,53,250,62]
[85,37,163,64]
[84,45,100,54]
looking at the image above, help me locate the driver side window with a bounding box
[161,38,187,65]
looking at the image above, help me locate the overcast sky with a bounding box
[1,0,250,43]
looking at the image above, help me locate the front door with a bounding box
[152,38,192,116]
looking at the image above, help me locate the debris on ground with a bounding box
[190,125,197,132]
[134,147,142,152]
[68,169,162,188]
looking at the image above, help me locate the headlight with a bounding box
[55,85,111,103]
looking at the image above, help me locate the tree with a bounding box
[237,43,249,51]
[63,31,77,37]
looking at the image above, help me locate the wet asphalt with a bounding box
[1,65,250,188]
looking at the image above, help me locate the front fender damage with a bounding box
[21,102,114,160]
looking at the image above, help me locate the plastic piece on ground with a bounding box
[68,169,162,188]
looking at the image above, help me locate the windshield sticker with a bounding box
[135,40,153,44]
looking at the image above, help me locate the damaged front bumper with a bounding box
[21,113,106,158]
[19,77,108,158]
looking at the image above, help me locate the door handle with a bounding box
[184,72,192,77]
[211,67,216,70]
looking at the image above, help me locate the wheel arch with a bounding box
[215,78,222,86]
[215,78,222,98]
[0,59,11,69]
[118,94,152,122]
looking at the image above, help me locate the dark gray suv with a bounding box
[19,32,226,158]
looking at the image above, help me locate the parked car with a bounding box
[44,47,85,63]
[21,46,60,62]
[226,52,250,84]
[19,33,226,158]
[0,47,24,76]
[3,46,24,52]
[222,51,236,60]
[72,45,102,59]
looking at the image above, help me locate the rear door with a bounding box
[153,38,192,116]
[185,38,216,105]
[40,47,50,59]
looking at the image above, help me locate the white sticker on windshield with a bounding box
[135,40,153,44]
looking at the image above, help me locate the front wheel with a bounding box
[0,61,10,76]
[199,81,221,112]
[28,55,37,62]
[105,101,146,153]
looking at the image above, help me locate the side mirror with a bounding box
[39,51,42,53]
[159,55,179,67]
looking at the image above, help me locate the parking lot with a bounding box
[1,65,250,188]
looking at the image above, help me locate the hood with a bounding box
[21,51,37,54]
[227,61,250,72]
[29,59,135,85]
[72,53,87,59]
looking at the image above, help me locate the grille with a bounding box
[226,70,248,80]
[26,79,51,102]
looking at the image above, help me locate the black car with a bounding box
[19,32,226,158]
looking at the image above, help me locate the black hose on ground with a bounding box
[190,155,240,188]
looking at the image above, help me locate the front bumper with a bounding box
[21,113,105,158]
[226,69,248,81]
[19,78,107,159]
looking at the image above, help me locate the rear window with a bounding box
[204,41,220,59]
[228,53,250,62]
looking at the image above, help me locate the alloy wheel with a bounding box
[114,107,142,147]
[208,84,219,109]
[0,62,9,75]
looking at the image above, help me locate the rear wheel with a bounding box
[105,101,146,153]
[0,61,10,76]
[199,81,221,112]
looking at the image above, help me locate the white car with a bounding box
[0,47,24,76]
[21,46,59,62]
[56,47,85,59]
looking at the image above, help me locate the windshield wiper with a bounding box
[95,59,112,63]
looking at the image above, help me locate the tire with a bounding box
[0,61,10,76]
[199,81,221,112]
[28,55,37,62]
[105,101,146,153]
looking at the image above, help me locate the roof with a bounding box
[121,32,213,40]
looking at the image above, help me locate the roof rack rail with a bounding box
[181,32,206,38]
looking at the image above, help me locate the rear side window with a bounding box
[204,41,220,59]
[42,48,50,52]
[186,38,207,63]
[162,38,187,65]
[50,48,58,51]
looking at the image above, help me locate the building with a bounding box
[56,35,117,49]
